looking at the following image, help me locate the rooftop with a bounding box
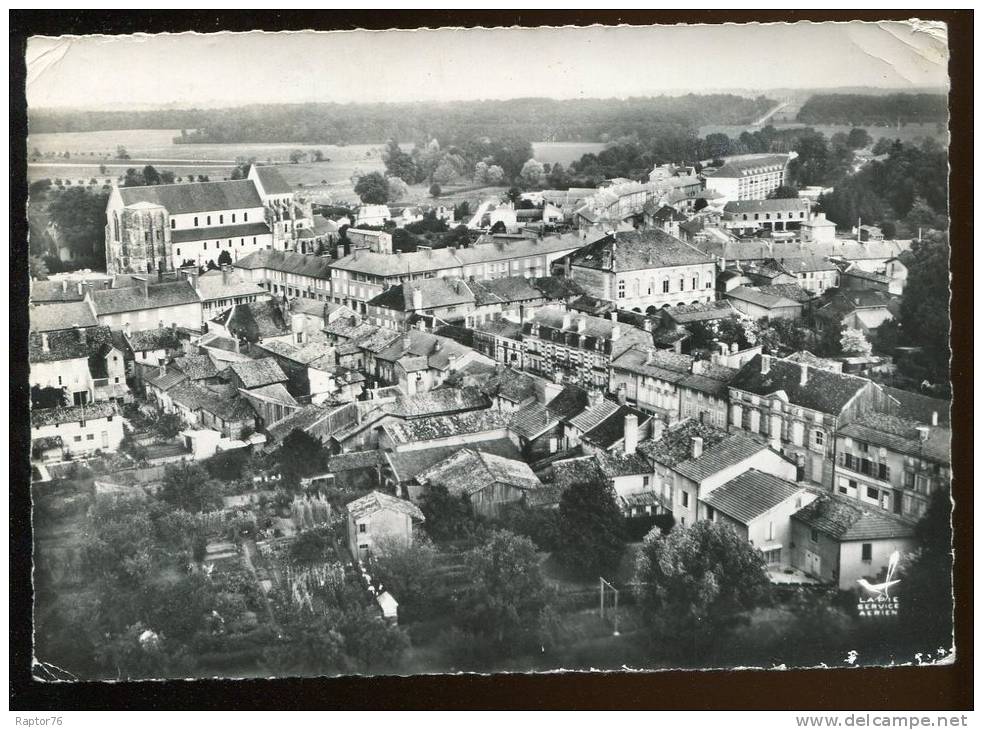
[385,437,523,483]
[582,405,650,450]
[369,277,474,313]
[32,401,118,427]
[881,387,950,426]
[382,410,509,446]
[702,470,804,524]
[726,286,801,310]
[839,412,950,465]
[723,198,811,215]
[90,279,201,315]
[125,326,184,353]
[196,268,269,301]
[29,302,98,332]
[227,357,289,389]
[703,154,791,179]
[792,493,916,541]
[417,448,542,496]
[118,178,263,215]
[731,354,873,415]
[346,490,425,521]
[468,276,544,306]
[171,221,272,245]
[523,305,651,357]
[251,165,294,195]
[387,386,490,419]
[233,249,334,279]
[570,229,714,272]
[174,353,219,381]
[29,325,113,364]
[217,299,291,343]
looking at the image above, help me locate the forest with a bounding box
[29,95,775,144]
[796,93,948,126]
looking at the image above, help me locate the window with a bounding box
[244,212,248,222]
[194,217,199,227]
[762,547,782,565]
[232,213,236,223]
[176,248,181,256]
[74,435,82,443]
[810,529,819,543]
[207,216,211,225]
[204,242,208,250]
[866,486,879,501]
[767,521,774,540]
[358,523,366,533]
[679,278,685,292]
[618,280,625,299]
[681,491,689,508]
[170,218,175,229]
[691,275,698,290]
[219,215,224,224]
[642,475,650,487]
[705,506,715,522]
[861,543,873,562]
[86,433,94,441]
[102,431,109,448]
[662,279,670,294]
[878,462,890,481]
[813,430,825,448]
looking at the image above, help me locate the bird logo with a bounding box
[857,550,901,598]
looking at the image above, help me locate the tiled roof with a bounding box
[723,198,811,215]
[189,383,254,421]
[251,165,293,195]
[731,354,872,415]
[881,387,950,426]
[326,450,386,472]
[767,256,839,274]
[243,382,298,407]
[792,494,916,541]
[468,276,544,306]
[383,410,509,446]
[702,154,790,178]
[174,353,219,381]
[673,432,773,483]
[637,419,731,469]
[32,401,118,427]
[756,284,816,303]
[531,276,585,300]
[726,286,801,309]
[91,280,201,315]
[477,368,539,405]
[118,179,262,215]
[839,413,950,465]
[125,327,184,353]
[370,278,474,312]
[570,229,714,272]
[228,357,288,388]
[417,448,541,496]
[146,366,189,391]
[569,398,619,434]
[387,386,489,419]
[472,318,523,340]
[702,470,803,524]
[508,401,558,440]
[196,269,268,301]
[346,491,425,521]
[523,306,651,357]
[694,239,911,264]
[233,249,334,279]
[610,346,693,381]
[546,384,590,422]
[29,325,113,364]
[545,456,609,491]
[665,300,737,324]
[219,300,291,342]
[594,449,653,478]
[784,350,843,373]
[385,437,523,483]
[30,278,111,303]
[582,405,650,450]
[30,302,98,332]
[171,221,271,245]
[264,403,341,444]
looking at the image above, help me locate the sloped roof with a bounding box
[385,437,523,483]
[251,165,293,195]
[346,490,425,521]
[673,432,774,483]
[703,154,790,178]
[472,318,523,340]
[125,327,184,353]
[477,367,540,405]
[523,306,651,358]
[196,269,269,301]
[146,365,188,391]
[243,382,298,407]
[545,455,609,491]
[731,354,872,415]
[387,386,490,419]
[417,448,541,496]
[219,300,291,342]
[171,221,271,245]
[756,283,816,303]
[29,302,98,332]
[611,346,693,382]
[839,413,950,465]
[594,448,654,478]
[326,450,386,472]
[119,179,262,214]
[509,401,559,440]
[32,401,118,427]
[570,229,714,272]
[369,278,474,312]
[531,276,586,300]
[228,357,288,388]
[702,470,803,524]
[234,249,334,279]
[569,398,619,434]
[582,405,650,450]
[881,387,950,426]
[383,410,509,446]
[724,198,811,215]
[792,494,916,542]
[665,300,737,324]
[29,325,113,364]
[726,286,801,310]
[546,384,590,422]
[91,279,201,315]
[174,353,219,381]
[468,276,544,306]
[637,419,731,469]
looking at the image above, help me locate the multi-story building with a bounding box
[29,325,129,406]
[833,411,950,522]
[88,274,203,332]
[471,318,524,368]
[568,229,717,311]
[521,306,651,389]
[702,153,794,202]
[763,256,840,295]
[721,198,812,236]
[105,165,311,275]
[608,346,736,429]
[196,265,271,319]
[233,249,334,302]
[728,354,896,488]
[31,401,125,458]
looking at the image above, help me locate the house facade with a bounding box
[31,401,125,457]
[702,154,793,202]
[346,491,424,562]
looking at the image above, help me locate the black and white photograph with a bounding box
[16,15,963,697]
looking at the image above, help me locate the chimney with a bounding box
[610,324,621,341]
[123,321,131,339]
[760,355,771,374]
[76,326,86,345]
[402,334,412,351]
[931,411,938,427]
[649,418,666,443]
[561,313,572,330]
[411,286,423,311]
[799,362,809,386]
[617,385,627,405]
[916,426,930,442]
[609,311,618,323]
[588,388,604,407]
[41,332,49,352]
[642,318,652,332]
[623,413,639,455]
[61,279,67,293]
[690,436,704,459]
[158,361,167,378]
[577,317,586,334]
[730,342,738,354]
[222,265,232,285]
[76,282,83,296]
[234,338,240,354]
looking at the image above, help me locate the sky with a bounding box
[26,21,950,110]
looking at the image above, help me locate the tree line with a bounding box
[796,93,948,126]
[29,95,775,144]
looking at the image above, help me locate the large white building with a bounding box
[702,153,795,203]
[105,165,311,275]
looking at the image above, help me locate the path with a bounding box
[751,100,789,127]
[241,538,281,635]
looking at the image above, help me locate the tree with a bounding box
[899,490,953,653]
[473,161,489,184]
[122,168,145,187]
[381,139,418,183]
[154,412,185,440]
[368,537,439,622]
[45,186,111,262]
[289,529,330,564]
[428,183,442,198]
[432,160,459,184]
[217,249,233,266]
[546,162,571,189]
[847,128,874,149]
[840,327,872,356]
[385,176,408,202]
[555,479,626,579]
[160,462,224,514]
[142,165,162,186]
[312,149,325,162]
[275,429,329,486]
[505,186,522,204]
[458,530,548,649]
[486,165,505,185]
[116,145,130,160]
[353,172,390,204]
[519,159,545,188]
[289,149,306,164]
[635,520,771,658]
[95,623,194,681]
[419,483,480,543]
[767,185,799,199]
[898,234,950,383]
[31,384,66,409]
[29,255,49,280]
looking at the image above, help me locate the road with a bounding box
[751,101,789,127]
